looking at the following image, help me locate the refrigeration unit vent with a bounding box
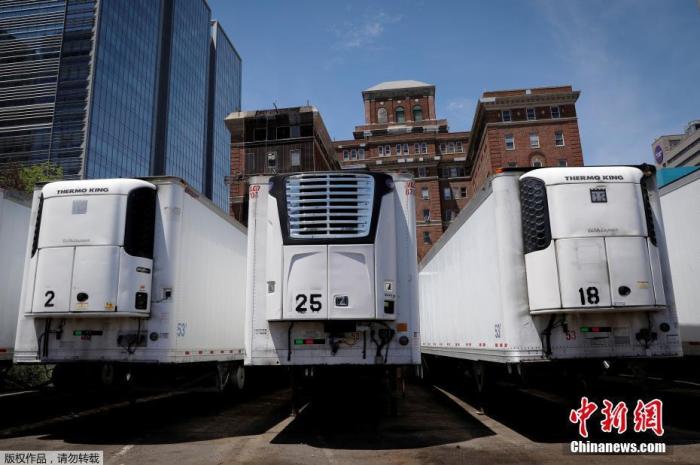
[520,177,552,254]
[285,173,374,239]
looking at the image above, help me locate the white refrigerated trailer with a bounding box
[659,168,700,357]
[245,171,420,369]
[0,189,31,365]
[14,177,247,389]
[420,166,681,383]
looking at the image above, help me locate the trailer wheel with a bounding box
[473,361,487,393]
[100,364,115,387]
[215,363,231,392]
[232,364,245,391]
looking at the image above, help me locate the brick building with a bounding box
[467,86,584,195]
[334,81,470,260]
[225,106,339,223]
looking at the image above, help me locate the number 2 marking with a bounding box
[44,290,55,307]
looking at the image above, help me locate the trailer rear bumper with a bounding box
[529,305,666,315]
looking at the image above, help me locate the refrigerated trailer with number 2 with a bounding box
[13,177,247,390]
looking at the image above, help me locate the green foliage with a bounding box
[0,161,64,193]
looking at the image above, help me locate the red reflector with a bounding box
[198,350,203,355]
[304,338,314,345]
[185,351,190,355]
[689,341,700,346]
[592,327,600,332]
[0,348,7,353]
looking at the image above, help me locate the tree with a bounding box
[0,161,64,193]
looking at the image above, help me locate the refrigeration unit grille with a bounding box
[285,173,374,239]
[520,177,552,254]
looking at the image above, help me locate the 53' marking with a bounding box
[295,294,322,313]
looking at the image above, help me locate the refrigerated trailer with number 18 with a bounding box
[420,166,681,383]
[13,177,247,390]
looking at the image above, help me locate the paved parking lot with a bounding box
[1,376,699,465]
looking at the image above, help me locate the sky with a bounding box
[208,0,700,165]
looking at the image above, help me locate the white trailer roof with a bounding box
[41,179,156,198]
[521,166,645,185]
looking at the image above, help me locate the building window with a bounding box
[531,156,545,168]
[526,108,536,120]
[254,128,267,141]
[460,187,467,197]
[456,141,463,152]
[558,159,568,167]
[447,142,455,153]
[395,106,405,123]
[385,144,391,156]
[423,209,431,222]
[439,143,446,153]
[378,145,384,156]
[502,110,512,122]
[350,149,357,160]
[300,125,313,137]
[555,131,565,146]
[358,148,365,160]
[506,161,517,168]
[377,107,388,124]
[529,133,540,148]
[414,143,420,154]
[443,187,452,200]
[450,167,458,178]
[505,134,515,150]
[413,105,423,122]
[423,231,432,244]
[421,142,428,154]
[395,144,402,155]
[550,106,561,119]
[418,167,427,177]
[421,187,429,199]
[291,149,301,166]
[266,152,277,170]
[403,143,409,154]
[343,150,349,161]
[276,126,290,139]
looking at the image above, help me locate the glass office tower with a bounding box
[207,21,242,211]
[0,0,241,212]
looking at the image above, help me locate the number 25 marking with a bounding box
[295,294,322,313]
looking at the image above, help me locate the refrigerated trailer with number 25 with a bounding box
[245,172,420,369]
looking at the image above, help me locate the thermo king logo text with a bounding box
[564,175,624,181]
[56,187,109,194]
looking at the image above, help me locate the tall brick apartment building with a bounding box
[225,106,339,223]
[334,81,471,260]
[467,86,584,195]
